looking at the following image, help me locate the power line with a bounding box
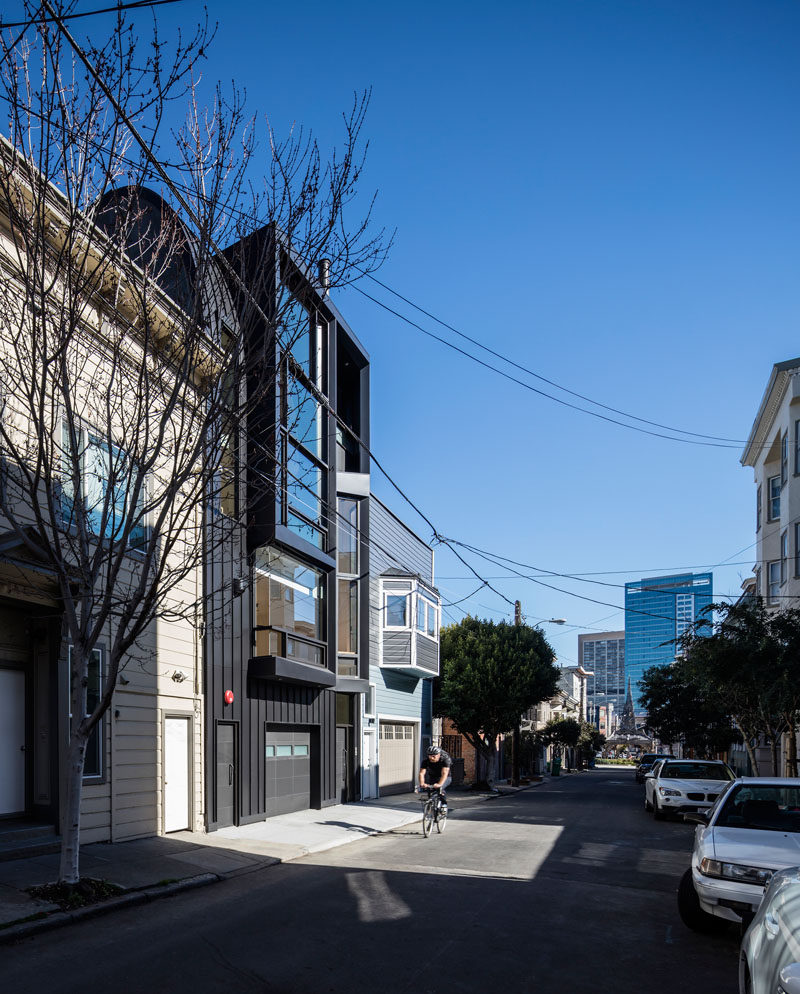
[362,270,746,446]
[353,285,745,450]
[0,0,184,29]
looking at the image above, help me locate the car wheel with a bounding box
[677,869,729,934]
[644,793,652,812]
[653,797,665,820]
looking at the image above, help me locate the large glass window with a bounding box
[781,531,788,585]
[68,646,103,779]
[62,422,145,548]
[254,547,325,664]
[336,497,359,676]
[337,498,358,574]
[768,476,781,521]
[417,593,439,640]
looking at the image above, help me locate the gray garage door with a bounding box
[379,721,416,795]
[265,729,311,816]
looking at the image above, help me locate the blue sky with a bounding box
[8,0,800,664]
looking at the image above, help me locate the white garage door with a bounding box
[378,722,416,795]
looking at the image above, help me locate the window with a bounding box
[219,325,239,518]
[417,593,439,640]
[755,566,762,598]
[768,476,781,521]
[768,561,780,605]
[254,547,325,665]
[62,422,145,548]
[337,498,359,676]
[795,420,800,475]
[385,594,409,627]
[795,524,800,578]
[782,531,789,585]
[364,683,376,718]
[782,432,789,486]
[756,484,762,532]
[68,646,103,779]
[675,593,694,640]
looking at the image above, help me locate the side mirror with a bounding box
[779,964,800,994]
[644,771,655,779]
[683,812,709,825]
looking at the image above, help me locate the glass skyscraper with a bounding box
[579,632,625,721]
[624,572,713,712]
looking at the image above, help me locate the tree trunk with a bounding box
[59,732,88,885]
[734,718,760,776]
[770,734,780,777]
[788,714,799,778]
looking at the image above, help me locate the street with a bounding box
[0,768,740,993]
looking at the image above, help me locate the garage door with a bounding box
[379,722,416,795]
[265,729,311,816]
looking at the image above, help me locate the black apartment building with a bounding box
[204,228,372,827]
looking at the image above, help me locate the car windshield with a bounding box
[660,763,733,781]
[716,785,800,833]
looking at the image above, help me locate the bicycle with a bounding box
[418,786,447,837]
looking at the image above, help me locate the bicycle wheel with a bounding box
[435,801,447,834]
[422,799,434,837]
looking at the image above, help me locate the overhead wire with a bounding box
[0,0,184,29]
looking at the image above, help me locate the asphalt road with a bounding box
[0,768,740,993]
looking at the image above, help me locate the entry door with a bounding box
[362,728,377,799]
[216,723,237,827]
[0,669,26,815]
[164,716,191,833]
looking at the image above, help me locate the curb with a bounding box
[0,873,220,945]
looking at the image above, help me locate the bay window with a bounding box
[254,547,325,666]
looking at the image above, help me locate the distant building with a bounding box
[624,573,713,712]
[579,631,625,723]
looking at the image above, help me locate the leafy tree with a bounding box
[679,601,795,775]
[639,659,737,759]
[539,717,581,764]
[577,722,605,767]
[437,616,558,788]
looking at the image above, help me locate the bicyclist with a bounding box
[418,745,452,810]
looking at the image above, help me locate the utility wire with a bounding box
[353,284,744,450]
[0,0,184,28]
[362,270,746,445]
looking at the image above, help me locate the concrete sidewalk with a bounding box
[0,779,544,940]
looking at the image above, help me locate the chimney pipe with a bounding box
[318,258,331,295]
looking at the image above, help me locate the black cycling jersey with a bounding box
[421,750,452,783]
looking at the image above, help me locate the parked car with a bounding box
[644,758,735,819]
[739,865,800,993]
[635,753,673,784]
[678,778,800,934]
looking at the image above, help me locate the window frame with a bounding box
[768,475,781,522]
[768,561,781,605]
[253,546,327,667]
[795,524,800,578]
[781,431,789,486]
[67,645,104,781]
[756,483,762,532]
[61,419,147,551]
[364,683,376,719]
[383,591,410,630]
[795,419,800,476]
[781,530,789,586]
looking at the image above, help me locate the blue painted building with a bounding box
[624,573,713,713]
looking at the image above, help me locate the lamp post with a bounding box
[511,604,566,787]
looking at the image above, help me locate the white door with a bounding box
[0,669,26,815]
[164,716,190,832]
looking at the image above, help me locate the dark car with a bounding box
[635,753,673,783]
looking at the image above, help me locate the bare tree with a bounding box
[0,1,388,885]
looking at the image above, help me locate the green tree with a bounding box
[437,616,558,788]
[576,722,605,767]
[679,601,793,775]
[539,716,581,768]
[639,659,737,759]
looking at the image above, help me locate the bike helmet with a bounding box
[427,745,441,757]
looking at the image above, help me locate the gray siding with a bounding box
[382,631,412,666]
[415,636,439,675]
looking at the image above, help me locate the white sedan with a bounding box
[644,758,735,819]
[740,866,800,993]
[678,778,800,934]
